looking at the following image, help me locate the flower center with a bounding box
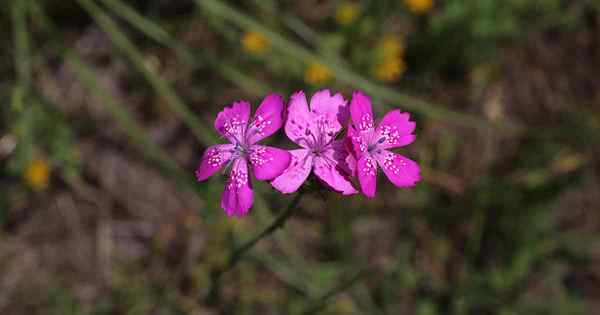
[232,143,250,159]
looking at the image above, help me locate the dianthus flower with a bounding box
[196,94,291,217]
[347,91,420,197]
[272,90,356,195]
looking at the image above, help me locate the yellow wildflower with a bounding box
[373,35,406,82]
[373,56,406,82]
[405,0,434,14]
[335,2,360,25]
[380,35,404,59]
[23,158,51,191]
[305,62,332,85]
[242,31,270,54]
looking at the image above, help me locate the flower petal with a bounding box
[375,109,416,149]
[221,158,253,217]
[247,93,285,144]
[271,149,313,194]
[215,100,251,144]
[309,89,349,136]
[284,91,315,148]
[195,144,234,181]
[356,155,378,197]
[314,143,357,195]
[350,90,375,132]
[374,150,420,188]
[347,123,369,156]
[249,145,291,180]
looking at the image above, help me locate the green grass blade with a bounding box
[77,0,213,143]
[99,0,271,96]
[12,0,31,87]
[66,52,209,214]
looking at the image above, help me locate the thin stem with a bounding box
[299,269,367,315]
[230,191,304,268]
[12,0,31,87]
[206,190,305,304]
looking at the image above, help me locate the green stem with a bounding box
[299,269,367,315]
[12,0,31,87]
[206,190,305,304]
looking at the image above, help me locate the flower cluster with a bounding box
[196,90,421,217]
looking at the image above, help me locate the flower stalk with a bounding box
[205,190,305,304]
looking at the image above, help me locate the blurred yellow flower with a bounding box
[305,62,332,85]
[373,35,406,82]
[374,56,406,82]
[23,158,51,191]
[242,31,270,54]
[380,35,404,58]
[405,0,434,14]
[335,2,360,25]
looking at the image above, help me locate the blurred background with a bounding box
[1,0,599,314]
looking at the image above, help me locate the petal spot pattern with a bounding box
[222,115,246,140]
[353,135,368,153]
[227,166,248,189]
[250,114,272,138]
[249,146,274,166]
[207,148,224,167]
[363,156,377,176]
[381,152,402,175]
[359,113,374,130]
[378,125,401,146]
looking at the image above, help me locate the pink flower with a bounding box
[272,90,357,195]
[347,91,420,197]
[196,93,291,217]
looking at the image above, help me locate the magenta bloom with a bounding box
[272,90,357,195]
[196,93,291,217]
[347,91,420,197]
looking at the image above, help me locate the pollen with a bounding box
[242,31,270,54]
[305,62,333,86]
[335,2,360,26]
[23,158,51,191]
[404,0,434,14]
